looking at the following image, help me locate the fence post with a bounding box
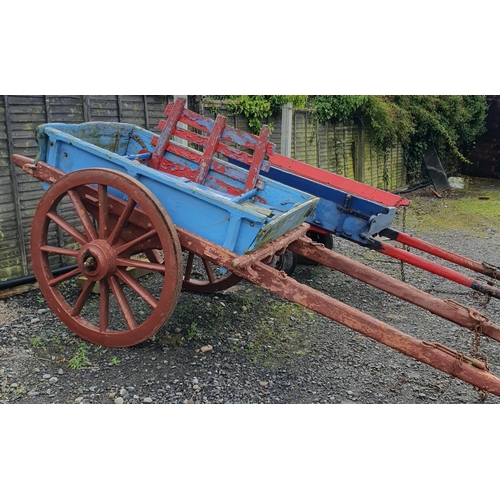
[281,102,293,157]
[356,118,365,183]
[3,96,29,277]
[83,96,92,122]
[143,96,150,130]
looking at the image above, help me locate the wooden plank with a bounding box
[164,102,275,156]
[150,98,186,170]
[0,282,39,299]
[196,114,227,184]
[155,120,272,171]
[244,125,271,192]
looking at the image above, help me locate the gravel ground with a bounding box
[2,184,500,405]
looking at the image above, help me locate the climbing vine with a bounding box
[208,95,308,133]
[309,95,488,178]
[207,95,488,180]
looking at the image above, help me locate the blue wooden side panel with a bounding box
[229,158,397,245]
[35,123,319,255]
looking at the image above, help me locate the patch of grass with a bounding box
[402,188,500,235]
[159,332,184,348]
[68,344,91,370]
[362,250,384,262]
[187,321,203,341]
[246,301,310,367]
[30,336,43,348]
[210,302,225,320]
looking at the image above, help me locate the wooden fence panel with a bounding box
[0,95,171,283]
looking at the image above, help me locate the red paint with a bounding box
[148,99,272,195]
[289,236,500,343]
[269,153,410,208]
[153,124,271,172]
[163,102,275,156]
[244,125,271,192]
[377,242,475,287]
[196,114,226,184]
[150,98,186,170]
[390,231,498,277]
[30,168,183,348]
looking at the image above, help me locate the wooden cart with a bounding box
[11,98,500,397]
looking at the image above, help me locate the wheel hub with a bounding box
[78,240,117,281]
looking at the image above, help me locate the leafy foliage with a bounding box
[68,344,91,370]
[210,95,308,133]
[309,95,488,179]
[312,95,368,123]
[207,95,488,180]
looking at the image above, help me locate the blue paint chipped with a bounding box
[35,122,319,255]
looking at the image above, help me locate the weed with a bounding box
[68,344,91,370]
[30,336,43,348]
[211,302,225,319]
[159,332,184,348]
[245,301,309,367]
[187,321,203,341]
[110,356,120,366]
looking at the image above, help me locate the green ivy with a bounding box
[312,95,368,123]
[310,95,488,178]
[210,95,308,133]
[392,95,487,179]
[206,95,488,180]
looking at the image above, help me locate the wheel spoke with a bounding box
[144,249,164,264]
[202,258,216,283]
[115,268,159,309]
[108,198,136,246]
[99,280,110,332]
[181,250,242,293]
[40,245,79,258]
[115,257,166,274]
[115,229,158,256]
[48,267,81,287]
[71,279,94,317]
[47,211,87,245]
[98,185,109,239]
[67,189,98,241]
[108,275,137,330]
[184,252,195,281]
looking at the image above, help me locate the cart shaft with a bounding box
[380,228,500,280]
[177,227,500,397]
[288,237,500,343]
[373,240,500,300]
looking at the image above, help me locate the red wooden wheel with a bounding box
[179,249,296,293]
[30,168,183,347]
[145,248,243,293]
[182,251,242,293]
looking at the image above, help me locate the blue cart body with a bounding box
[35,122,319,255]
[229,158,400,246]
